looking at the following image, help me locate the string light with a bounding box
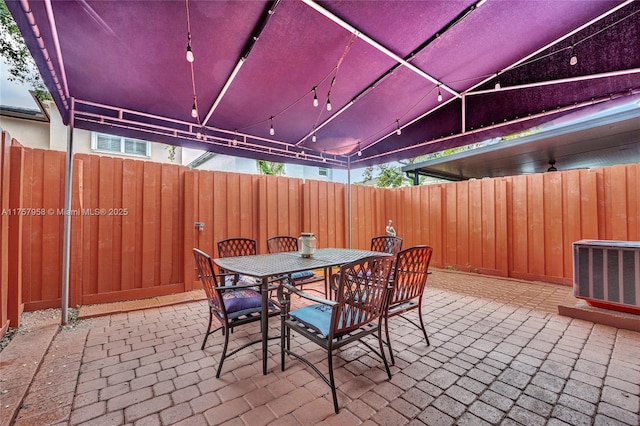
[313,87,319,107]
[494,72,501,90]
[437,86,443,102]
[312,132,317,142]
[326,96,332,111]
[357,142,362,156]
[396,119,401,136]
[569,46,577,66]
[269,116,275,135]
[186,33,194,62]
[191,98,197,118]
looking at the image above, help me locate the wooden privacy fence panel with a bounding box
[74,154,185,305]
[2,142,640,322]
[507,169,601,284]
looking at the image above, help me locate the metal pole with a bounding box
[347,157,351,248]
[61,108,74,325]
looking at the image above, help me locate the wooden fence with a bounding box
[0,137,638,331]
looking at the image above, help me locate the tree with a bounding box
[356,156,429,187]
[0,1,51,101]
[256,160,285,176]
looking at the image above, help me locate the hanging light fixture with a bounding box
[313,87,319,107]
[312,133,317,143]
[569,46,577,66]
[396,120,401,136]
[494,72,501,90]
[437,86,443,102]
[269,117,275,135]
[191,98,197,118]
[326,96,332,112]
[186,33,194,62]
[357,142,362,156]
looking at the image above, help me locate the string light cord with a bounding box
[185,0,201,126]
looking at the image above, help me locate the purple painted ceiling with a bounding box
[7,0,640,168]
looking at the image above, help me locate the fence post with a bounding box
[0,131,11,335]
[8,144,25,326]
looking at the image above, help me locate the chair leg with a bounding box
[384,314,395,365]
[216,326,230,378]
[280,317,286,372]
[201,309,213,350]
[417,303,430,347]
[327,350,339,414]
[377,326,392,380]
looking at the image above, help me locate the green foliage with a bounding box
[257,160,285,176]
[0,1,51,101]
[355,156,430,187]
[166,145,177,162]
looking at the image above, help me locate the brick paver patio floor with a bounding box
[3,269,639,425]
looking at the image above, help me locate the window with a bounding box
[91,133,150,157]
[318,167,329,177]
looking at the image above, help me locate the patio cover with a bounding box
[6,0,640,169]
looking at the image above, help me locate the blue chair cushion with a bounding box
[290,304,333,337]
[291,270,315,280]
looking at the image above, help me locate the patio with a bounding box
[2,269,639,425]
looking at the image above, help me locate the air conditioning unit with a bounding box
[573,240,640,315]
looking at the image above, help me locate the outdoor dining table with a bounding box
[213,247,387,375]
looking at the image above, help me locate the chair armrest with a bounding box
[280,282,337,307]
[215,283,260,291]
[214,273,259,291]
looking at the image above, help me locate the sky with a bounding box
[0,61,38,109]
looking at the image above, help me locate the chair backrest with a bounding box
[267,236,298,254]
[389,245,433,306]
[371,236,403,255]
[333,255,394,336]
[193,248,225,315]
[217,238,257,258]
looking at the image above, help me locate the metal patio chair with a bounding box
[371,235,403,255]
[217,237,258,284]
[193,248,279,378]
[278,254,395,413]
[217,237,257,258]
[384,245,433,365]
[267,235,326,293]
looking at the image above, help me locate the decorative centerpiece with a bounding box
[299,232,317,258]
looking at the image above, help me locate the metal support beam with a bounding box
[61,103,74,325]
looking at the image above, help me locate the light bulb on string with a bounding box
[186,33,194,63]
[232,129,238,146]
[494,76,501,90]
[269,117,275,136]
[437,86,443,102]
[326,96,332,112]
[569,46,577,66]
[357,142,362,156]
[313,87,319,107]
[396,120,402,136]
[191,100,197,118]
[312,133,317,143]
